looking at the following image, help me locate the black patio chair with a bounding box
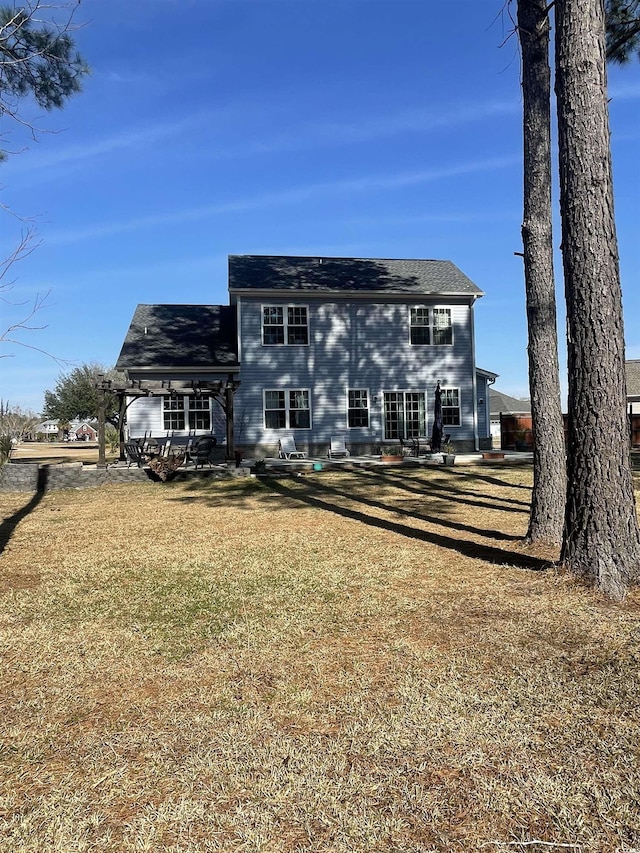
[192,436,218,469]
[124,441,147,468]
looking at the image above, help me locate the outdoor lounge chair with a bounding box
[328,436,350,459]
[278,436,307,459]
[124,441,147,468]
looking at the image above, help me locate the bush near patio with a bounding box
[1,465,639,852]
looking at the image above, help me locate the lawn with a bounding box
[0,465,639,852]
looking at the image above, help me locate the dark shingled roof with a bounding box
[490,389,532,416]
[627,360,640,398]
[116,304,238,371]
[228,255,483,296]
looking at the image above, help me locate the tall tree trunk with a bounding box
[555,0,640,598]
[517,0,567,545]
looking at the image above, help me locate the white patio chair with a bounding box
[328,436,350,459]
[278,435,307,459]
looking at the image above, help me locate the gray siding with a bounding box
[235,296,477,450]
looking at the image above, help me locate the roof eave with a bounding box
[230,287,483,300]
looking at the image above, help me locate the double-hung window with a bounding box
[163,396,186,431]
[409,308,430,345]
[433,308,453,345]
[262,306,309,345]
[409,307,452,345]
[188,395,211,430]
[441,388,461,426]
[163,395,212,431]
[264,389,311,429]
[347,389,369,428]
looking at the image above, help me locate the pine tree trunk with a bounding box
[517,0,567,545]
[555,0,640,599]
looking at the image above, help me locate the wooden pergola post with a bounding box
[225,375,235,461]
[97,388,107,468]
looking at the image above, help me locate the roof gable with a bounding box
[626,360,640,398]
[228,255,483,297]
[116,304,238,371]
[490,389,532,415]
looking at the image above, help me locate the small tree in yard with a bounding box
[555,0,640,598]
[44,364,124,429]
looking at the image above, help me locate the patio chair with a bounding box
[278,435,307,459]
[328,436,350,459]
[124,441,147,468]
[192,436,218,469]
[400,437,419,457]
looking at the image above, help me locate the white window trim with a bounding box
[263,388,312,430]
[408,305,454,346]
[346,388,370,429]
[441,386,462,427]
[162,395,213,433]
[261,304,310,346]
[381,389,428,441]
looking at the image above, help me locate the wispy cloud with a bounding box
[203,99,519,159]
[46,155,520,246]
[7,95,519,180]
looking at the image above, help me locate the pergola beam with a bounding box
[95,376,241,462]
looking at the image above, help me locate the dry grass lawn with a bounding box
[0,464,639,852]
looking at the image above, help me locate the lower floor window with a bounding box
[383,391,426,440]
[264,389,311,429]
[348,389,369,428]
[441,388,461,426]
[188,395,211,430]
[163,396,185,431]
[163,395,211,431]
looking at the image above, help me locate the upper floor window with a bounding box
[433,308,453,345]
[441,388,461,426]
[409,308,430,345]
[348,389,369,428]
[262,306,309,345]
[409,307,452,345]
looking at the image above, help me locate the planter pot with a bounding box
[442,453,456,466]
[380,455,404,463]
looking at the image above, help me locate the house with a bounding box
[33,419,60,440]
[116,255,496,455]
[627,360,640,415]
[73,422,98,442]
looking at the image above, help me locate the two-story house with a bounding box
[116,255,495,455]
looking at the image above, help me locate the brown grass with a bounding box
[0,465,639,852]
[8,441,116,466]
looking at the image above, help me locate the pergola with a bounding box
[94,375,241,466]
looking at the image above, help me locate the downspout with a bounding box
[470,297,479,451]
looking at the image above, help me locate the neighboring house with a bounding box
[116,255,496,455]
[33,419,61,439]
[627,360,640,415]
[73,422,98,441]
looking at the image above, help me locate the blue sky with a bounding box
[1,0,638,414]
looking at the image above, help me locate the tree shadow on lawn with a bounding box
[169,472,549,572]
[287,474,524,542]
[264,477,549,572]
[0,467,48,558]
[355,467,532,513]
